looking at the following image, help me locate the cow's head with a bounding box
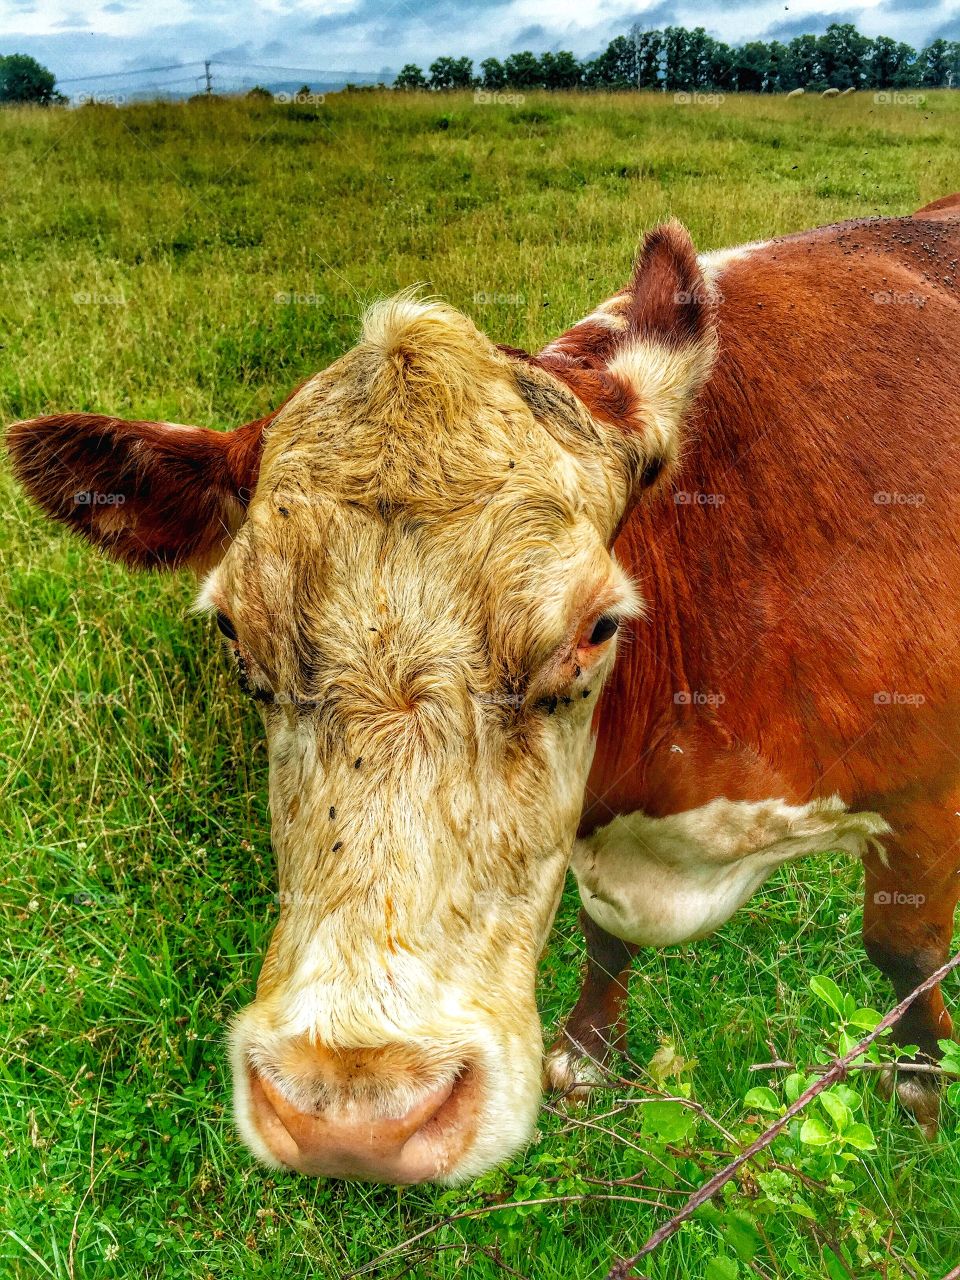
[7,223,716,1182]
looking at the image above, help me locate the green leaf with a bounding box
[790,1201,818,1220]
[757,1169,794,1205]
[810,974,845,1014]
[724,1212,762,1261]
[705,1256,740,1280]
[641,1100,697,1143]
[824,1246,851,1280]
[848,1007,883,1031]
[743,1086,780,1113]
[799,1115,833,1145]
[784,1072,811,1103]
[820,1091,853,1131]
[844,1122,877,1150]
[832,1083,862,1111]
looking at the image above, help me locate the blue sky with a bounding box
[2,0,958,97]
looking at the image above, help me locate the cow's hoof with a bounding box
[543,1040,607,1102]
[877,1065,941,1139]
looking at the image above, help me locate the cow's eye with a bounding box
[216,612,237,641]
[586,615,619,646]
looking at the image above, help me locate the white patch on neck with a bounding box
[698,240,769,294]
[571,795,888,947]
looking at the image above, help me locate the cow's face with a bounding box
[7,222,716,1182]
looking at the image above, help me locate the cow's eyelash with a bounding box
[216,611,237,640]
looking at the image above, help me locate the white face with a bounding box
[208,304,642,1182]
[8,225,716,1185]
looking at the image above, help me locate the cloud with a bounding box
[630,1,679,24]
[761,9,863,39]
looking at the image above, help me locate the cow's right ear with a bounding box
[6,411,266,570]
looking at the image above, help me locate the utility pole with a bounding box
[204,60,213,94]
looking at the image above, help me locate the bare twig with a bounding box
[605,948,960,1280]
[750,1060,947,1076]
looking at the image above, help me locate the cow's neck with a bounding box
[582,427,798,833]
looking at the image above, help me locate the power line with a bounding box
[58,62,204,84]
[212,60,382,77]
[56,57,387,90]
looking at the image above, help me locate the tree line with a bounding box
[394,24,960,93]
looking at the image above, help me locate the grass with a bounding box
[1,89,959,1280]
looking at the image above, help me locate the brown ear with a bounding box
[534,219,717,490]
[6,411,266,570]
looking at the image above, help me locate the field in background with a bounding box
[2,90,959,1279]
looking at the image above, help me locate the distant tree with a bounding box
[686,27,724,88]
[819,22,871,89]
[731,41,772,92]
[246,85,273,100]
[867,36,916,88]
[539,50,581,89]
[297,84,312,98]
[630,27,664,88]
[787,33,823,87]
[918,38,951,87]
[946,41,960,87]
[766,40,795,91]
[586,35,636,88]
[661,27,691,90]
[479,57,506,90]
[502,50,542,89]
[428,56,473,89]
[394,63,427,89]
[0,53,58,104]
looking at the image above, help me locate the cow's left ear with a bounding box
[535,219,718,498]
[6,411,266,570]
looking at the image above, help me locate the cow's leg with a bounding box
[862,811,960,1138]
[545,909,639,1096]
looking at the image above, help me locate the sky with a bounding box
[2,0,959,97]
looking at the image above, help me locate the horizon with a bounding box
[2,0,958,100]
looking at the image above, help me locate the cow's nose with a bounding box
[245,1058,479,1183]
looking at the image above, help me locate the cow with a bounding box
[8,194,960,1183]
